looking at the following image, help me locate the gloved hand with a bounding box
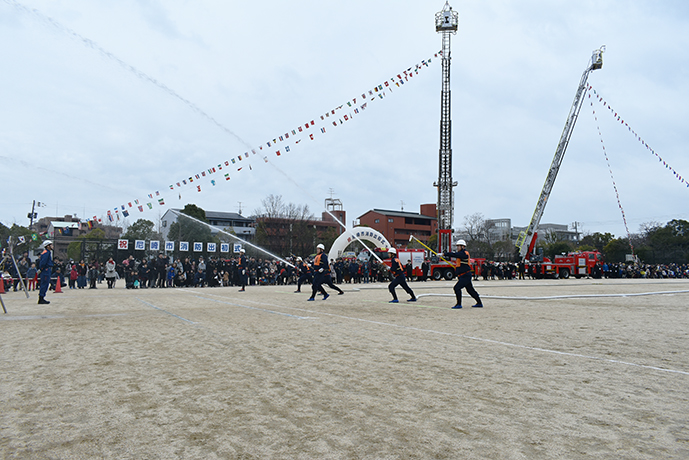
[319,268,324,273]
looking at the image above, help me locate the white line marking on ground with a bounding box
[156,288,688,376]
[136,298,196,324]
[179,290,314,320]
[246,301,689,377]
[417,289,689,300]
[0,313,128,321]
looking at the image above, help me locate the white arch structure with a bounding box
[328,227,391,261]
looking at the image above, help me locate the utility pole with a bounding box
[570,221,581,242]
[28,200,37,230]
[434,1,458,253]
[27,200,45,231]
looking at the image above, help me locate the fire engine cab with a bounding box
[428,255,485,280]
[554,251,603,278]
[370,248,485,281]
[526,251,603,279]
[527,250,603,279]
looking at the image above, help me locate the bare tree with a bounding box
[254,195,317,256]
[254,194,286,219]
[462,212,487,242]
[639,221,662,238]
[461,213,496,259]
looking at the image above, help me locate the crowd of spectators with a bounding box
[596,262,689,279]
[2,250,688,294]
[470,261,689,280]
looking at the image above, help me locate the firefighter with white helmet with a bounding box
[37,240,54,304]
[237,248,247,291]
[387,247,416,303]
[441,239,483,309]
[307,243,343,300]
[294,256,312,293]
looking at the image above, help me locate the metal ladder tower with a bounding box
[434,1,459,253]
[516,46,605,260]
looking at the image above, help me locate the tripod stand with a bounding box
[0,237,31,313]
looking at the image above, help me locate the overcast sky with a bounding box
[1,0,688,239]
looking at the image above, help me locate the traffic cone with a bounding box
[0,277,5,294]
[54,276,63,293]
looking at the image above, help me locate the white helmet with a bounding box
[388,247,397,254]
[456,239,467,246]
[317,244,325,250]
[240,248,245,253]
[42,240,53,248]
[296,256,302,262]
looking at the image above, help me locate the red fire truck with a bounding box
[370,248,426,277]
[427,255,486,280]
[527,250,603,279]
[369,248,485,280]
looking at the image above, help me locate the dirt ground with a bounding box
[1,278,688,459]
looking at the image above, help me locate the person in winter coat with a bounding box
[105,257,117,288]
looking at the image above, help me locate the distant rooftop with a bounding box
[169,209,252,222]
[49,221,80,228]
[369,209,437,219]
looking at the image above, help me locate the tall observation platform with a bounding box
[434,1,458,253]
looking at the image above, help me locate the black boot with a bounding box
[38,296,50,305]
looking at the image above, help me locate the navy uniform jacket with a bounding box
[445,249,472,277]
[390,257,405,277]
[312,252,330,275]
[39,249,53,273]
[297,261,312,275]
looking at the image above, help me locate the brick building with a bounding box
[357,204,437,249]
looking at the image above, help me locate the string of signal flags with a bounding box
[587,84,688,189]
[99,51,443,224]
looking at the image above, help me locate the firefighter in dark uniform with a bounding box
[294,257,312,293]
[308,244,343,301]
[442,239,483,309]
[37,240,54,305]
[237,248,247,291]
[387,247,417,303]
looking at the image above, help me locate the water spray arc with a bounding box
[5,0,249,148]
[171,210,294,268]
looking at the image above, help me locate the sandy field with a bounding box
[1,278,688,459]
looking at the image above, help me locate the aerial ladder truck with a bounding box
[515,46,605,275]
